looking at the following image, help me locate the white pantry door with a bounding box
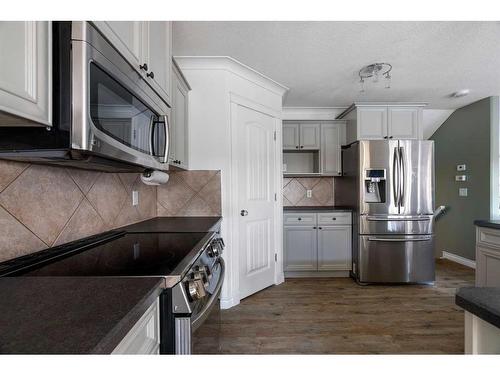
[236,104,277,300]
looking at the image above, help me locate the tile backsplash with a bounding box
[283,177,335,206]
[0,161,222,263]
[157,170,221,217]
[0,160,156,262]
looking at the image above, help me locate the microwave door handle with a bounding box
[149,115,156,156]
[162,115,170,164]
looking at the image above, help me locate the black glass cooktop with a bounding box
[5,232,211,278]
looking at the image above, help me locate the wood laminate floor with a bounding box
[216,259,474,354]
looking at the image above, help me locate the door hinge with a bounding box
[275,253,277,262]
[273,131,277,141]
[274,193,277,201]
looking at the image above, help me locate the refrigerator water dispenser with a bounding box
[364,169,386,203]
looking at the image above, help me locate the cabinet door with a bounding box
[0,21,51,126]
[284,226,317,271]
[476,245,500,287]
[93,22,146,70]
[387,107,421,140]
[170,66,189,169]
[317,225,352,271]
[320,123,341,176]
[357,107,388,140]
[300,123,320,149]
[145,22,172,104]
[283,123,300,150]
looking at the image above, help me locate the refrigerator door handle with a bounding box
[399,146,405,208]
[392,146,399,208]
[366,215,431,221]
[367,236,432,242]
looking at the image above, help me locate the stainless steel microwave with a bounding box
[0,21,170,172]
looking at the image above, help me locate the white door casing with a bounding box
[234,103,277,300]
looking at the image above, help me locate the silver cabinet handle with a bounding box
[240,210,248,216]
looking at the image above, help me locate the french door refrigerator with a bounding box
[336,140,435,284]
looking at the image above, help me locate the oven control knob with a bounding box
[187,279,206,301]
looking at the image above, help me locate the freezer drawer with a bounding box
[359,215,433,235]
[358,235,435,283]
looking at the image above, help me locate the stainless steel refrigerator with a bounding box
[336,140,435,284]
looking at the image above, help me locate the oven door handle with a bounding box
[191,257,225,331]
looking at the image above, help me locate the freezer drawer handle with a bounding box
[366,216,431,221]
[367,236,432,242]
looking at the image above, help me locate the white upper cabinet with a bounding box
[387,106,421,140]
[320,123,342,176]
[93,21,172,105]
[170,61,190,169]
[299,123,320,149]
[282,122,300,149]
[144,22,172,104]
[358,107,388,139]
[341,103,426,143]
[0,21,52,126]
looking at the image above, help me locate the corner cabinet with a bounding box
[339,103,425,143]
[93,21,172,106]
[169,61,190,169]
[283,211,352,276]
[0,21,52,126]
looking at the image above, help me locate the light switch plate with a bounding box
[457,164,467,171]
[459,188,468,197]
[455,175,467,182]
[306,190,312,198]
[283,164,287,172]
[132,190,139,206]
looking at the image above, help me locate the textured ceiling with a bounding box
[173,21,500,109]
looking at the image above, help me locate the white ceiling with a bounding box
[173,21,500,109]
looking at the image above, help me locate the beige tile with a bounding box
[133,178,157,220]
[66,168,101,194]
[312,179,334,205]
[0,206,47,262]
[53,199,106,246]
[0,165,83,244]
[157,201,172,217]
[0,160,29,192]
[118,173,139,192]
[298,177,321,190]
[296,196,321,206]
[86,173,128,224]
[113,202,142,228]
[157,173,196,215]
[283,178,292,188]
[178,170,218,192]
[283,179,306,205]
[198,172,221,214]
[283,196,293,207]
[178,195,217,216]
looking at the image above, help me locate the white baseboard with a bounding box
[220,296,240,310]
[441,251,476,269]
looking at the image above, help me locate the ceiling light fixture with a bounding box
[452,89,470,98]
[359,63,392,92]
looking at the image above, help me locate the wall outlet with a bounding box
[459,188,468,197]
[457,164,467,171]
[132,190,139,206]
[306,190,312,198]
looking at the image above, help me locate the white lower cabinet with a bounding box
[0,21,52,126]
[476,226,500,287]
[112,298,160,355]
[169,61,190,169]
[284,212,352,276]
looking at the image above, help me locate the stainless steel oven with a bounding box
[0,21,170,172]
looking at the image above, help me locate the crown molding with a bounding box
[282,107,348,121]
[174,56,289,97]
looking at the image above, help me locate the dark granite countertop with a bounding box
[283,206,353,212]
[0,277,163,354]
[474,220,500,230]
[456,287,500,330]
[121,216,222,233]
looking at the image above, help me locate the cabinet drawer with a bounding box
[283,213,316,226]
[112,298,160,354]
[477,227,500,249]
[318,212,351,225]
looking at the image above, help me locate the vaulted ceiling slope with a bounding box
[173,21,500,109]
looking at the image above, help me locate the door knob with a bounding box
[240,210,248,216]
